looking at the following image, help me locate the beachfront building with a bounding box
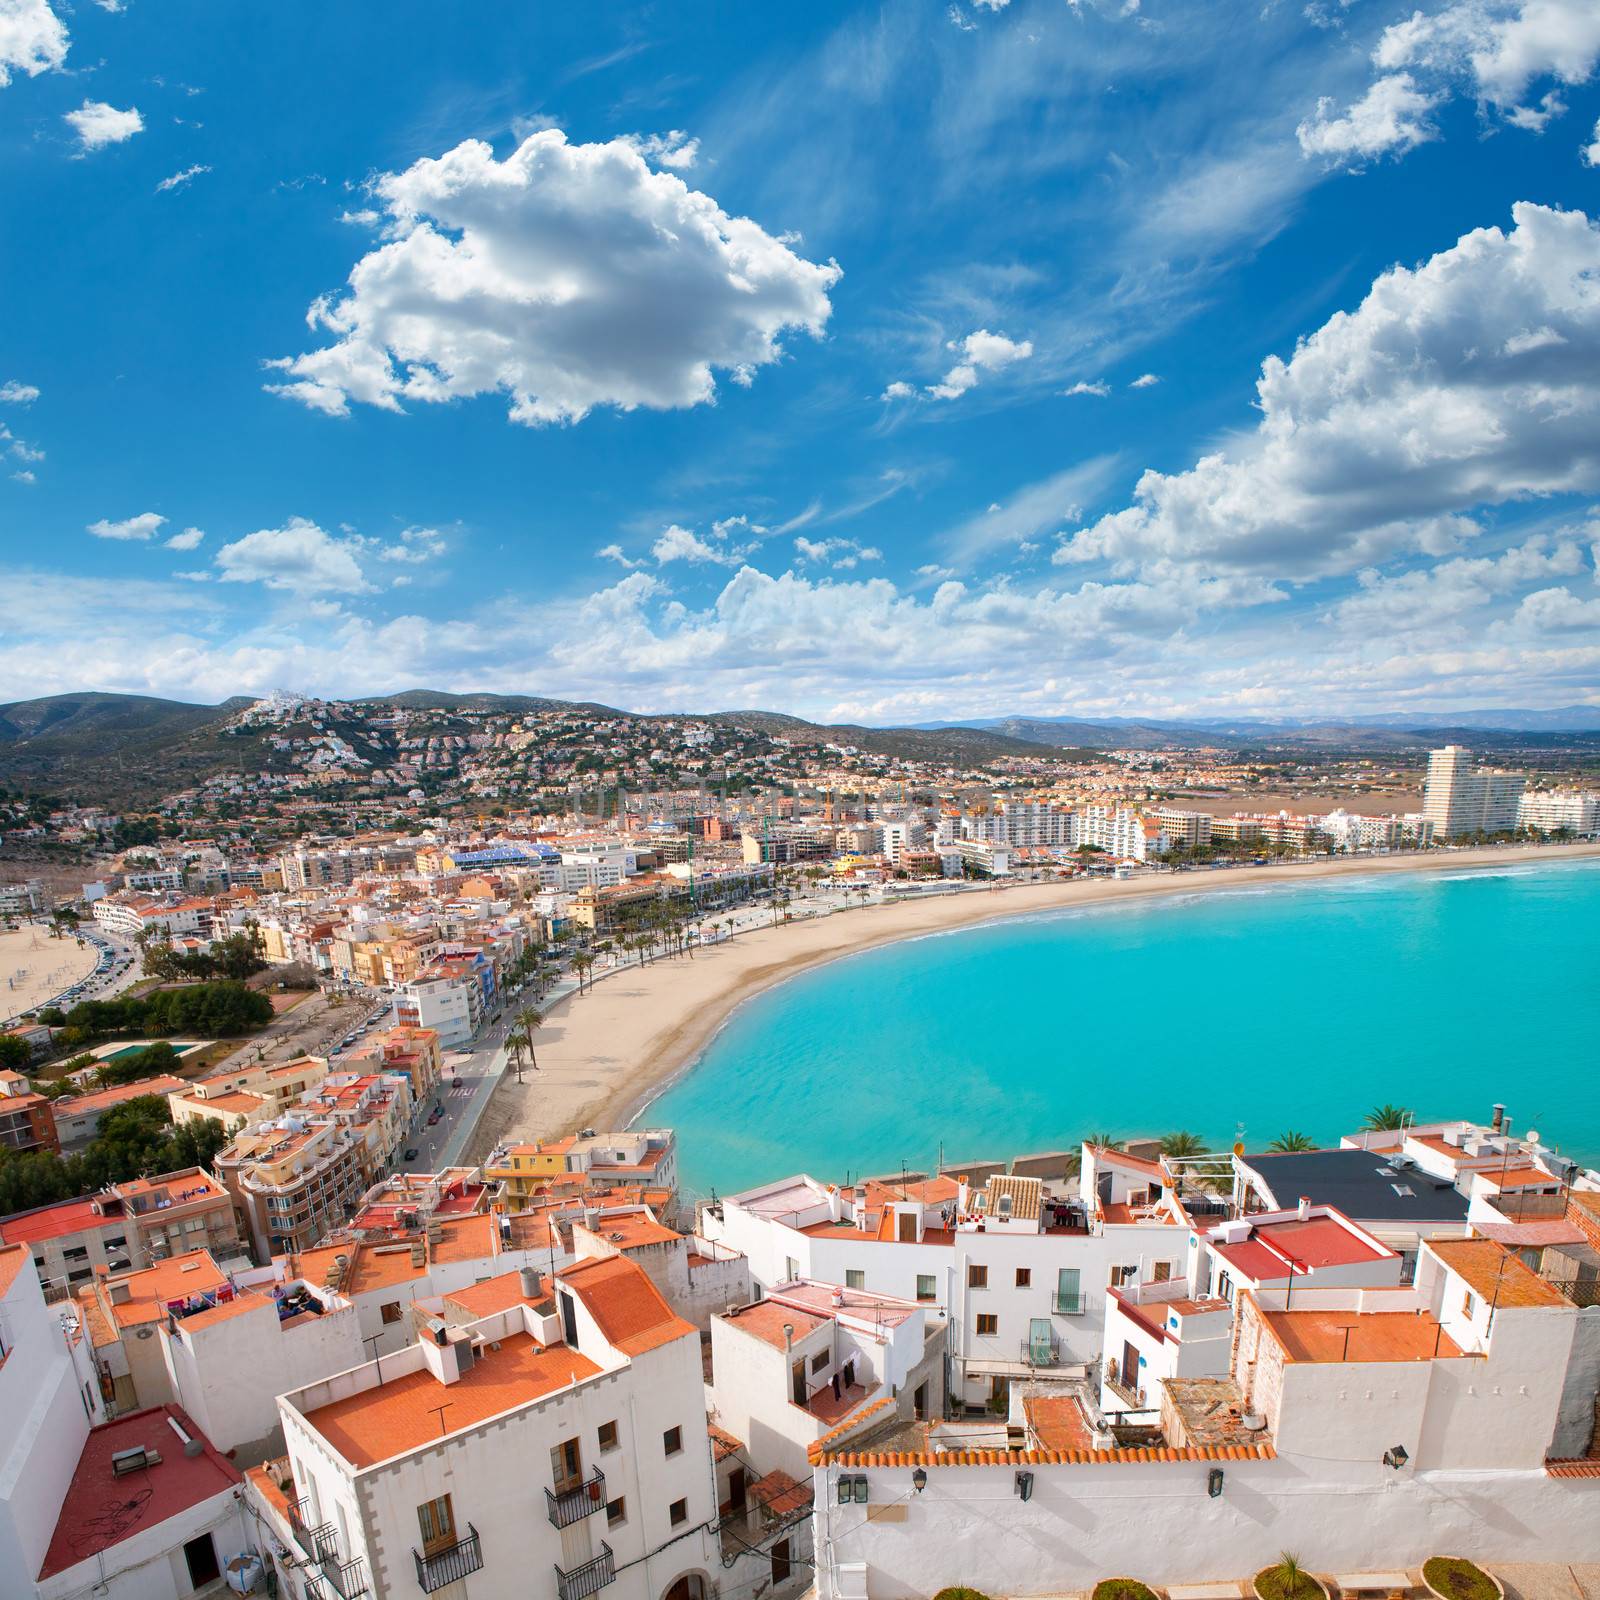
[808,1234,1600,1599]
[0,1167,241,1299]
[1422,744,1527,838]
[395,967,483,1046]
[167,1051,332,1131]
[1517,789,1600,836]
[699,1154,1191,1414]
[486,1128,679,1211]
[246,1252,722,1600]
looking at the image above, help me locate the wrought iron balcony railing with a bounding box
[546,1468,607,1528]
[556,1542,616,1600]
[414,1526,483,1594]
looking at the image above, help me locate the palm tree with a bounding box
[1160,1130,1210,1159]
[572,952,594,993]
[1268,1130,1316,1152]
[506,1031,527,1086]
[1362,1103,1412,1131]
[1082,1132,1124,1152]
[515,1005,544,1071]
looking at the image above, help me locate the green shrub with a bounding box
[1093,1581,1159,1600]
[932,1589,992,1600]
[1423,1559,1498,1600]
[1255,1555,1324,1600]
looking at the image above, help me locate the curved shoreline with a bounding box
[465,842,1600,1162]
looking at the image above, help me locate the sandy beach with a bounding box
[465,841,1600,1162]
[0,923,98,1024]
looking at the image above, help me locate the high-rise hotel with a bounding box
[1422,744,1526,838]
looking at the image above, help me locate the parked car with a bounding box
[403,1147,418,1162]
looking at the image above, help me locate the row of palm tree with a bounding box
[506,1004,543,1085]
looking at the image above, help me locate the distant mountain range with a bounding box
[0,689,1595,803]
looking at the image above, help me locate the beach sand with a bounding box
[0,923,98,1023]
[465,841,1600,1162]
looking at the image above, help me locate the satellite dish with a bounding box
[1525,1129,1539,1145]
[1232,1142,1245,1156]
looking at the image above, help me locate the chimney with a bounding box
[1296,1196,1311,1221]
[1491,1104,1505,1133]
[520,1265,542,1300]
[782,1322,794,1358]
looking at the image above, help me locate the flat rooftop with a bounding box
[1264,1308,1462,1363]
[1243,1149,1469,1223]
[302,1332,601,1467]
[1212,1214,1393,1280]
[767,1280,921,1328]
[1428,1236,1569,1309]
[1163,1377,1261,1447]
[39,1406,241,1580]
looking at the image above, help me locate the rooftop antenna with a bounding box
[427,1402,453,1438]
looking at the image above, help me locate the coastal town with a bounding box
[0,705,1597,1600]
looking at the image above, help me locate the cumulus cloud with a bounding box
[214,517,372,594]
[64,99,143,151]
[1584,116,1600,165]
[1298,73,1441,163]
[623,130,699,168]
[651,524,737,566]
[880,379,916,401]
[1059,204,1600,580]
[793,536,882,569]
[1307,0,1600,165]
[377,526,447,563]
[927,328,1033,400]
[1064,380,1110,397]
[88,511,166,541]
[267,129,840,427]
[0,0,67,87]
[1129,372,1160,388]
[156,164,210,193]
[0,380,39,403]
[165,526,205,551]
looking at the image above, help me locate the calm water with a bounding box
[643,859,1600,1198]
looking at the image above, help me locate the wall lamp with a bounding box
[1015,1471,1034,1502]
[837,1474,869,1504]
[912,1468,928,1494]
[1382,1445,1409,1470]
[1207,1468,1224,1499]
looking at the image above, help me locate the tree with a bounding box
[514,1006,544,1074]
[506,1032,527,1086]
[0,1035,31,1070]
[1362,1103,1412,1132]
[1268,1130,1315,1153]
[1081,1132,1124,1151]
[1160,1130,1209,1159]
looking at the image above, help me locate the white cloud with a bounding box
[1297,73,1441,163]
[651,524,736,566]
[1064,380,1110,397]
[945,457,1123,565]
[1128,372,1160,388]
[597,543,642,568]
[1312,0,1600,167]
[156,163,210,192]
[338,208,380,226]
[793,536,882,569]
[1060,204,1600,580]
[1508,585,1600,630]
[925,328,1033,401]
[165,526,205,551]
[64,99,143,152]
[0,380,39,403]
[10,439,42,462]
[376,526,447,563]
[624,130,699,168]
[11,469,35,484]
[1583,116,1600,165]
[267,129,840,426]
[214,517,371,593]
[880,379,916,401]
[0,0,67,87]
[88,511,166,541]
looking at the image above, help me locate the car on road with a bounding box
[452,1077,462,1088]
[403,1147,418,1162]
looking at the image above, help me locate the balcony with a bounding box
[1105,1370,1151,1411]
[413,1526,483,1593]
[319,1549,370,1600]
[556,1542,617,1600]
[289,1500,335,1562]
[1022,1329,1061,1368]
[1052,1289,1084,1315]
[546,1468,607,1528]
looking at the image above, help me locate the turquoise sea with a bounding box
[643,859,1600,1199]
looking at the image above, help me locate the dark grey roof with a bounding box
[1240,1148,1469,1223]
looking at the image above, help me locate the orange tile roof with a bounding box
[721,1298,828,1350]
[585,1212,681,1250]
[428,1214,498,1265]
[708,1422,744,1462]
[0,1242,30,1296]
[103,1250,229,1327]
[75,1290,119,1350]
[444,1271,548,1320]
[1263,1308,1462,1364]
[1024,1393,1094,1452]
[806,1396,897,1461]
[177,1289,273,1332]
[302,1332,601,1467]
[1479,1166,1564,1191]
[558,1254,695,1356]
[818,1442,1276,1467]
[1427,1237,1569,1309]
[1545,1459,1600,1477]
[55,1076,189,1115]
[749,1468,812,1517]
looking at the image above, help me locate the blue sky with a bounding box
[2,0,1599,722]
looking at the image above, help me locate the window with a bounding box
[552,1438,582,1490]
[976,1313,998,1336]
[916,1274,937,1302]
[598,1420,618,1452]
[1463,1289,1479,1319]
[967,1264,988,1289]
[1109,1263,1136,1288]
[811,1352,828,1375]
[1153,1261,1172,1283]
[380,1301,402,1325]
[1055,1268,1082,1315]
[417,1494,456,1556]
[772,1540,793,1587]
[663,1425,683,1456]
[1015,1267,1031,1289]
[845,1269,865,1290]
[784,1256,799,1281]
[669,1498,688,1527]
[606,1497,626,1527]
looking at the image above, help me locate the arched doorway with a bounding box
[660,1572,709,1600]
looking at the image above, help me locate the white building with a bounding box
[1518,789,1600,836]
[395,970,481,1046]
[1422,745,1526,838]
[253,1252,722,1600]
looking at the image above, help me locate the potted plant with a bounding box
[1254,1553,1329,1600]
[1093,1582,1160,1600]
[932,1590,992,1600]
[1422,1559,1503,1600]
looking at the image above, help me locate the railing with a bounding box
[319,1551,370,1600]
[1105,1372,1147,1410]
[546,1467,607,1527]
[289,1500,335,1562]
[556,1542,616,1600]
[1022,1333,1060,1368]
[414,1526,483,1593]
[1053,1290,1084,1315]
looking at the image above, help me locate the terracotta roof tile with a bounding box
[1427,1237,1569,1309]
[557,1254,695,1356]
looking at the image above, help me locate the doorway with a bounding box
[183,1533,220,1591]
